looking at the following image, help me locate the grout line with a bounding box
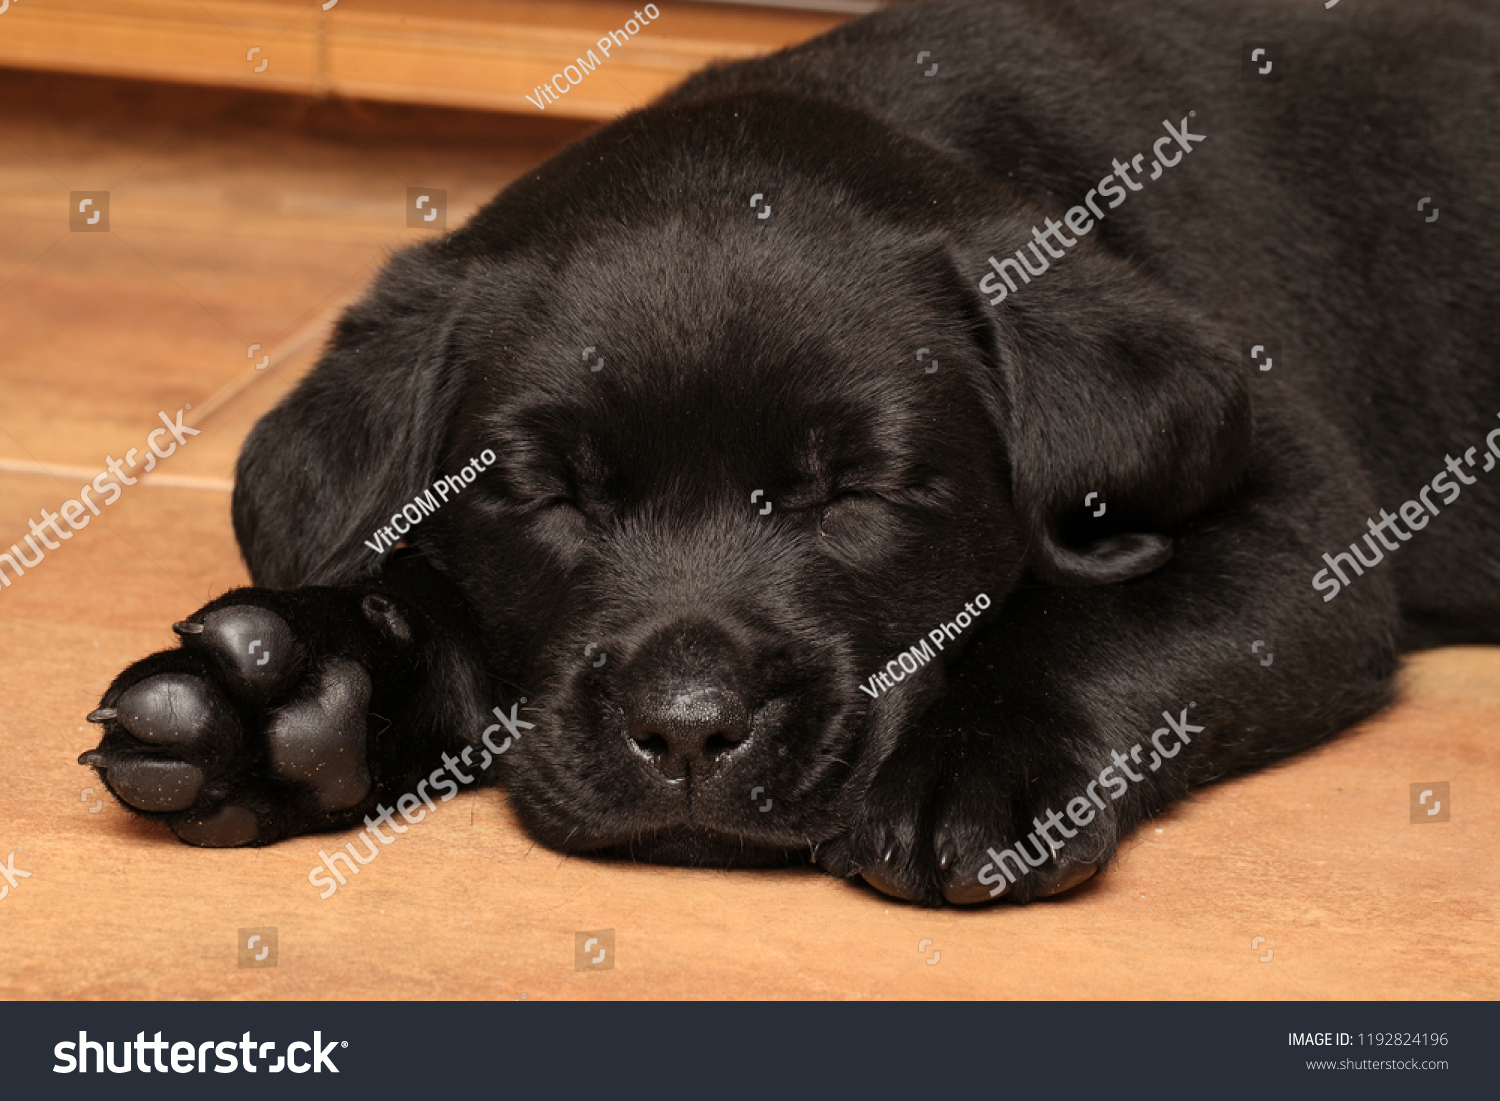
[0,459,233,492]
[137,473,234,492]
[187,291,353,427]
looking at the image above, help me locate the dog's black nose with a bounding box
[627,686,750,780]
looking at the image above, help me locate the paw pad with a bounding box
[106,757,204,812]
[180,606,303,707]
[266,657,372,812]
[114,672,239,761]
[172,805,260,847]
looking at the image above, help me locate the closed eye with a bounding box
[814,480,952,525]
[825,485,933,508]
[825,489,876,506]
[774,488,883,514]
[816,489,887,528]
[528,492,616,523]
[506,494,577,516]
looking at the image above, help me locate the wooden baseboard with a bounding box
[0,0,852,119]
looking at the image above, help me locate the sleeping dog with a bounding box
[79,0,1500,905]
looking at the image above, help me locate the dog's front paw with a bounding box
[80,598,395,846]
[818,710,1121,906]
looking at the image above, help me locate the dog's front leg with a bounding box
[819,477,1402,906]
[78,551,496,848]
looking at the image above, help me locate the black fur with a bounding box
[81,0,1500,905]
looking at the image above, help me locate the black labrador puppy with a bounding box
[79,0,1500,905]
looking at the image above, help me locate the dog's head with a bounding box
[233,93,1249,866]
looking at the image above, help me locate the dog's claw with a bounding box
[861,863,923,902]
[1037,863,1098,898]
[86,708,117,724]
[859,836,927,901]
[77,750,107,767]
[943,875,1007,905]
[937,845,1012,905]
[172,620,204,635]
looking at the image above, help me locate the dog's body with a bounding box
[81,0,1499,905]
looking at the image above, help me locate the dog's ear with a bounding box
[232,243,472,588]
[954,239,1252,586]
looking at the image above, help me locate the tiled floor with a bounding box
[1,67,1495,1000]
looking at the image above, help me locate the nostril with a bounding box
[702,728,746,758]
[630,729,671,761]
